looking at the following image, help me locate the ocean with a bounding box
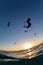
[0,43,43,62]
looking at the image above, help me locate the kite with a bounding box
[7,21,11,27]
[24,18,31,29]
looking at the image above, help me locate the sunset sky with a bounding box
[0,0,43,51]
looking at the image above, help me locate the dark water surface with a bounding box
[0,43,43,65]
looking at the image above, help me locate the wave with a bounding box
[0,43,43,61]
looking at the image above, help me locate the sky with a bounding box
[0,0,43,51]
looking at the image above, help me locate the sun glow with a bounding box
[24,44,32,49]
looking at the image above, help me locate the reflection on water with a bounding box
[0,59,20,61]
[0,43,43,61]
[6,44,43,59]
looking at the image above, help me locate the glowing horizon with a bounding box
[0,39,43,51]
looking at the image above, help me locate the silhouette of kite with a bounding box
[34,33,37,35]
[24,18,31,29]
[7,21,11,27]
[14,42,16,45]
[34,33,38,37]
[24,30,28,32]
